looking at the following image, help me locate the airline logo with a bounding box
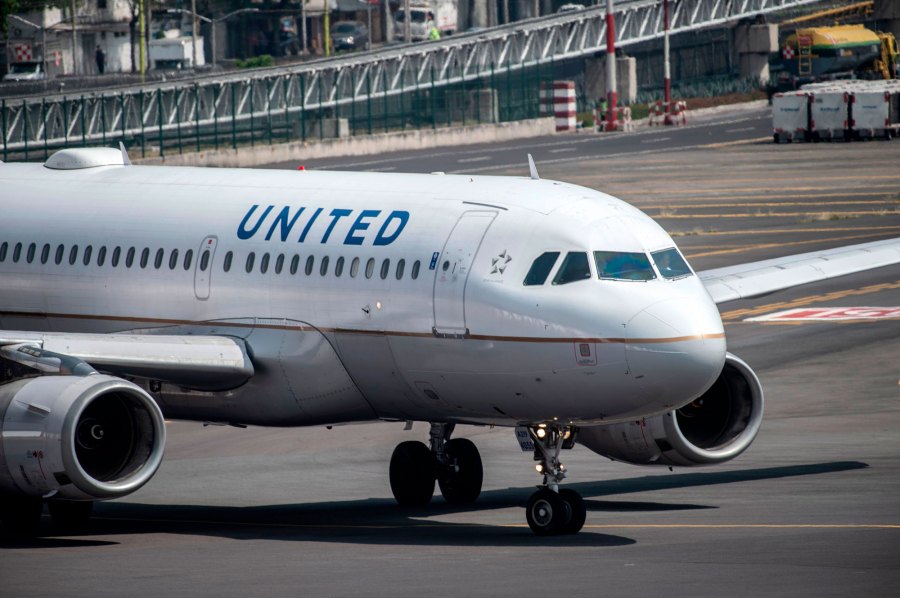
[237,205,410,246]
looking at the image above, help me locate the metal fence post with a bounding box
[42,98,48,160]
[3,99,8,162]
[121,93,127,146]
[22,100,28,161]
[249,80,255,148]
[283,77,290,143]
[366,68,372,135]
[430,62,436,130]
[157,89,165,158]
[80,95,86,147]
[490,63,496,122]
[317,76,323,140]
[266,78,273,146]
[139,92,146,158]
[231,82,237,150]
[101,94,108,145]
[175,88,183,154]
[300,73,306,141]
[213,85,220,151]
[382,67,388,133]
[194,85,201,152]
[63,97,69,146]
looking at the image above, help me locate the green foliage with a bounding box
[235,54,274,69]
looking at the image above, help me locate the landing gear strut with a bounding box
[524,425,585,535]
[389,423,483,506]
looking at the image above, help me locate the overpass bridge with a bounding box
[1,0,818,159]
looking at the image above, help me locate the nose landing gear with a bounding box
[524,425,585,535]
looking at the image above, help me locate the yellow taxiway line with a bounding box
[684,231,900,259]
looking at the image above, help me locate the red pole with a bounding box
[663,0,672,124]
[605,0,617,131]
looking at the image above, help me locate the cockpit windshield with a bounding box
[593,251,656,281]
[651,247,693,280]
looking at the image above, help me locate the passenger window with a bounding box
[365,258,375,279]
[275,253,284,274]
[126,247,135,268]
[320,256,330,276]
[651,248,692,280]
[97,246,107,266]
[260,253,270,274]
[290,254,299,275]
[350,257,360,278]
[111,246,121,267]
[12,242,22,263]
[0,241,6,262]
[40,243,50,265]
[154,248,164,269]
[380,259,390,280]
[223,251,233,272]
[305,256,314,276]
[335,256,345,277]
[168,249,179,270]
[553,252,591,285]
[199,249,210,271]
[245,252,255,273]
[140,248,149,269]
[183,249,193,270]
[594,251,656,281]
[68,245,78,265]
[55,244,65,265]
[411,260,420,280]
[524,252,560,286]
[83,245,93,266]
[396,259,405,280]
[27,243,36,264]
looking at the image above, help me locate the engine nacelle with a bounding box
[578,353,764,467]
[0,375,166,500]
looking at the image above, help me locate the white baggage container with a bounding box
[852,90,892,139]
[810,91,849,140]
[772,92,810,143]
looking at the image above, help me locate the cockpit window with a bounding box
[523,251,560,286]
[553,252,591,285]
[593,251,656,281]
[651,247,693,280]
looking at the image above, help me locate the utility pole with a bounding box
[403,0,410,43]
[663,0,672,124]
[605,0,617,130]
[139,0,146,80]
[191,0,197,68]
[70,0,77,75]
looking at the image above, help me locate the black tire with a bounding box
[525,488,569,536]
[773,133,780,144]
[48,500,94,531]
[558,489,586,535]
[389,440,436,506]
[438,438,483,504]
[0,494,43,538]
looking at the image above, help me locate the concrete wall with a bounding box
[584,56,638,106]
[136,117,556,168]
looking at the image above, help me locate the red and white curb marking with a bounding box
[747,307,900,322]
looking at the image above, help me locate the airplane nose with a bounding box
[624,297,726,409]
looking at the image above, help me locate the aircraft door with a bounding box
[194,236,218,300]
[432,211,496,337]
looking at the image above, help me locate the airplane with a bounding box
[1,146,898,536]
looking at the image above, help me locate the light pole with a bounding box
[167,7,258,67]
[360,0,373,51]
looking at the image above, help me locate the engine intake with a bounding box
[0,375,166,500]
[578,353,764,467]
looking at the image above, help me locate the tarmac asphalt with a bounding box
[2,104,898,597]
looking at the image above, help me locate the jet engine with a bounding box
[0,375,166,500]
[578,353,764,466]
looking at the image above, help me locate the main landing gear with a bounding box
[0,494,94,537]
[524,424,585,536]
[389,423,483,506]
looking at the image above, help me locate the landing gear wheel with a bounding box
[526,488,569,536]
[0,494,43,538]
[438,438,483,504]
[558,489,586,534]
[389,440,436,506]
[48,500,94,530]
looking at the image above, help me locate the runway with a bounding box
[2,107,899,597]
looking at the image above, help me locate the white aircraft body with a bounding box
[1,147,898,536]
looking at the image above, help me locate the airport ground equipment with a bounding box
[2,0,823,159]
[775,24,899,82]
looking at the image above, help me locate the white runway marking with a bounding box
[747,307,900,322]
[457,156,491,163]
[641,137,671,144]
[549,147,577,153]
[725,127,756,133]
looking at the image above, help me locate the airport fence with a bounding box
[1,58,594,163]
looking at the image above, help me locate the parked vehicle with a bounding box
[2,61,45,82]
[395,0,457,42]
[331,21,369,52]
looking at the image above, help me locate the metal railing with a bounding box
[1,0,820,160]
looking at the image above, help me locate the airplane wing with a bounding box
[699,238,900,304]
[0,331,253,390]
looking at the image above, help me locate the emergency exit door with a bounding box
[432,211,496,337]
[194,236,218,300]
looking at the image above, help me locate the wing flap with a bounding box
[0,331,253,390]
[699,238,900,304]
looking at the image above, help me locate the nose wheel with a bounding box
[523,425,585,535]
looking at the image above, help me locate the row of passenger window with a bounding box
[224,250,422,282]
[524,248,692,286]
[0,241,200,271]
[0,240,424,283]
